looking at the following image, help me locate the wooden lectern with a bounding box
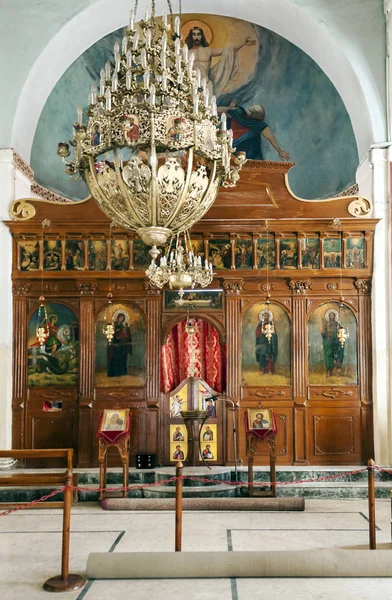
[97,409,132,501]
[245,409,278,497]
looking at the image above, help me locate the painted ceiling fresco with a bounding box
[31,13,359,201]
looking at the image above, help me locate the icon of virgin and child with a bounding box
[107,311,132,378]
[183,22,290,162]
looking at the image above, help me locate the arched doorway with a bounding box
[161,317,226,465]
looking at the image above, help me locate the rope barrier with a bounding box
[0,459,380,585]
[0,466,381,517]
[0,486,66,517]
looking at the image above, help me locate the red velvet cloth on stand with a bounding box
[160,318,225,393]
[96,412,132,443]
[244,410,278,439]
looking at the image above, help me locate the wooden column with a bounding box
[78,293,95,466]
[146,295,161,403]
[293,296,308,464]
[146,294,161,458]
[224,289,242,464]
[225,293,241,400]
[230,235,236,269]
[356,281,373,461]
[12,292,28,448]
[252,234,258,270]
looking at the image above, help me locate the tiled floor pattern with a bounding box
[1,499,392,599]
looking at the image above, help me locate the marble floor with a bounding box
[1,499,392,599]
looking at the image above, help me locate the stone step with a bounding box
[142,482,392,500]
[273,481,392,499]
[3,466,391,485]
[236,467,390,483]
[77,469,155,485]
[0,482,389,502]
[154,466,233,486]
[0,467,391,503]
[142,483,237,499]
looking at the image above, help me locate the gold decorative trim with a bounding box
[10,199,36,221]
[12,150,34,182]
[347,197,373,217]
[31,183,74,204]
[243,159,294,173]
[332,183,359,198]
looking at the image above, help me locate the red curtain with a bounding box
[160,318,226,393]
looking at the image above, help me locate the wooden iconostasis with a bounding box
[7,162,376,467]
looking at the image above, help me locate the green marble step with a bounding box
[237,467,392,483]
[0,481,389,503]
[76,469,155,485]
[78,484,143,502]
[142,483,237,499]
[273,482,392,499]
[154,466,232,486]
[128,482,392,500]
[0,466,391,503]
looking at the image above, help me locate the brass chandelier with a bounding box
[58,0,246,260]
[146,229,213,290]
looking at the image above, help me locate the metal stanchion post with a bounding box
[43,470,86,592]
[175,461,183,552]
[367,458,376,550]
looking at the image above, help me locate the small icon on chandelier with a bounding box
[91,123,101,146]
[167,116,186,144]
[122,114,140,142]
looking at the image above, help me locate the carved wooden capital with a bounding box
[143,281,161,295]
[76,282,98,295]
[354,279,371,294]
[12,282,31,296]
[223,279,244,295]
[288,279,311,295]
